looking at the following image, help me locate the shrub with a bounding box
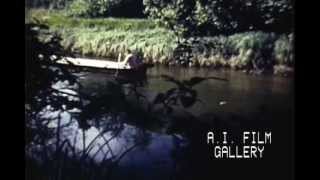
[274,33,294,66]
[144,0,294,36]
[26,0,73,9]
[67,0,91,17]
[67,0,145,18]
[190,32,283,70]
[67,0,108,17]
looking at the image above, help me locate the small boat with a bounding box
[56,57,152,77]
[57,57,131,69]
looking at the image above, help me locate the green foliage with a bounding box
[60,28,176,63]
[28,9,294,71]
[190,32,293,71]
[227,32,277,69]
[274,33,294,66]
[143,0,294,69]
[144,0,293,36]
[143,0,197,38]
[67,0,91,17]
[26,0,73,9]
[67,0,108,17]
[28,10,175,63]
[31,10,158,30]
[67,0,145,18]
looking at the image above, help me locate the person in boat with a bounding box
[118,49,143,69]
[117,49,147,85]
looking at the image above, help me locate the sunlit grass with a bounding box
[28,9,176,64]
[28,9,159,31]
[27,9,294,72]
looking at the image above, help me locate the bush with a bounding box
[144,0,294,36]
[67,0,145,18]
[67,0,107,17]
[190,32,287,70]
[26,0,73,9]
[68,0,90,17]
[228,32,277,69]
[274,33,294,66]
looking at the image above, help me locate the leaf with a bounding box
[153,93,165,105]
[180,95,196,108]
[165,88,177,97]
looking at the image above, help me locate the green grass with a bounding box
[59,28,177,63]
[190,32,293,72]
[27,9,294,73]
[30,9,158,30]
[28,9,177,64]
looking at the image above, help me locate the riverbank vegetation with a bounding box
[26,0,294,74]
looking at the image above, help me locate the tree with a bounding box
[68,0,146,18]
[26,0,74,9]
[143,0,293,66]
[144,0,293,36]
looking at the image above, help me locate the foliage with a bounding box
[67,0,108,17]
[28,10,176,63]
[25,22,81,148]
[25,23,78,113]
[28,9,294,72]
[227,31,277,70]
[143,0,293,66]
[188,32,294,71]
[153,75,227,113]
[26,0,74,9]
[30,9,158,30]
[274,33,294,66]
[67,0,145,18]
[144,0,197,38]
[144,0,293,36]
[67,0,91,17]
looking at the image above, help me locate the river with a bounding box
[27,66,294,180]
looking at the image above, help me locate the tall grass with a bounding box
[28,9,159,30]
[28,9,294,73]
[28,9,177,64]
[59,28,176,63]
[190,32,293,72]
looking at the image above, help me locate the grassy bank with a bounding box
[27,9,294,74]
[27,9,177,63]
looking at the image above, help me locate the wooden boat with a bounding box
[57,57,131,69]
[56,57,151,77]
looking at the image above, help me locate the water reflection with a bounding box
[26,76,188,180]
[26,66,294,180]
[26,105,188,179]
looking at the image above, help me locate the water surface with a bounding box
[27,66,294,180]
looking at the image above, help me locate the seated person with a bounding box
[118,49,143,69]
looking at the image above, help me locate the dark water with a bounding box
[27,66,294,180]
[147,66,294,117]
[76,66,294,179]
